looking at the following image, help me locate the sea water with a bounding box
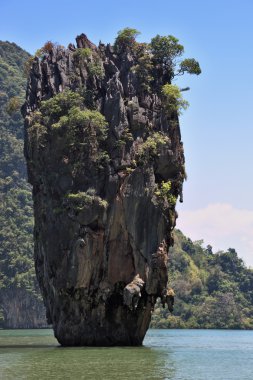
[0,329,252,379]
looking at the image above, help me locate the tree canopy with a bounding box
[0,41,44,326]
[151,230,253,329]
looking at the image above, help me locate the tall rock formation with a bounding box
[23,33,185,345]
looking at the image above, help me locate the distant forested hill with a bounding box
[151,229,253,329]
[0,41,46,327]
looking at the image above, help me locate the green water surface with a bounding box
[0,329,252,379]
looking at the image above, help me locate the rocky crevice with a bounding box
[23,33,185,346]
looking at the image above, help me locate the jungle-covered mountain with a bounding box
[0,40,46,327]
[0,40,252,330]
[151,229,253,329]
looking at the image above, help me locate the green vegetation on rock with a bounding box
[73,47,92,60]
[137,132,170,163]
[155,181,177,206]
[40,90,83,122]
[162,84,189,114]
[73,46,104,79]
[66,191,108,211]
[114,28,201,96]
[28,89,108,166]
[179,58,201,76]
[39,90,107,135]
[150,35,201,80]
[114,28,140,52]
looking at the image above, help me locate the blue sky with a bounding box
[1,0,253,265]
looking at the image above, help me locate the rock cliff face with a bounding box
[23,34,185,346]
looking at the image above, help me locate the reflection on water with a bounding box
[0,329,175,380]
[1,329,253,380]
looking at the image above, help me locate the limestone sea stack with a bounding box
[23,33,185,346]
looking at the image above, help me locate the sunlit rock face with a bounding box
[23,34,185,346]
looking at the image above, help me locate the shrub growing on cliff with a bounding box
[73,48,92,60]
[66,192,93,207]
[51,105,107,139]
[29,91,108,159]
[66,192,108,211]
[28,111,47,146]
[131,53,153,92]
[73,47,104,79]
[114,28,140,52]
[155,181,177,206]
[67,107,108,140]
[87,61,104,78]
[33,41,58,60]
[41,41,55,53]
[23,42,58,77]
[137,132,170,162]
[40,90,83,123]
[162,84,189,114]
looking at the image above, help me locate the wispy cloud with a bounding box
[177,203,253,267]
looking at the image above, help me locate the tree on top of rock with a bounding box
[114,28,201,106]
[114,28,140,53]
[150,34,201,82]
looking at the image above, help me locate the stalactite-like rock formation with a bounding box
[23,33,185,346]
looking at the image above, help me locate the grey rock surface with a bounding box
[23,34,185,346]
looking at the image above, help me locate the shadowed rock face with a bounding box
[23,34,185,346]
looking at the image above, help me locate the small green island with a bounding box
[0,30,252,345]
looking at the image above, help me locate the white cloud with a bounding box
[177,203,253,267]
